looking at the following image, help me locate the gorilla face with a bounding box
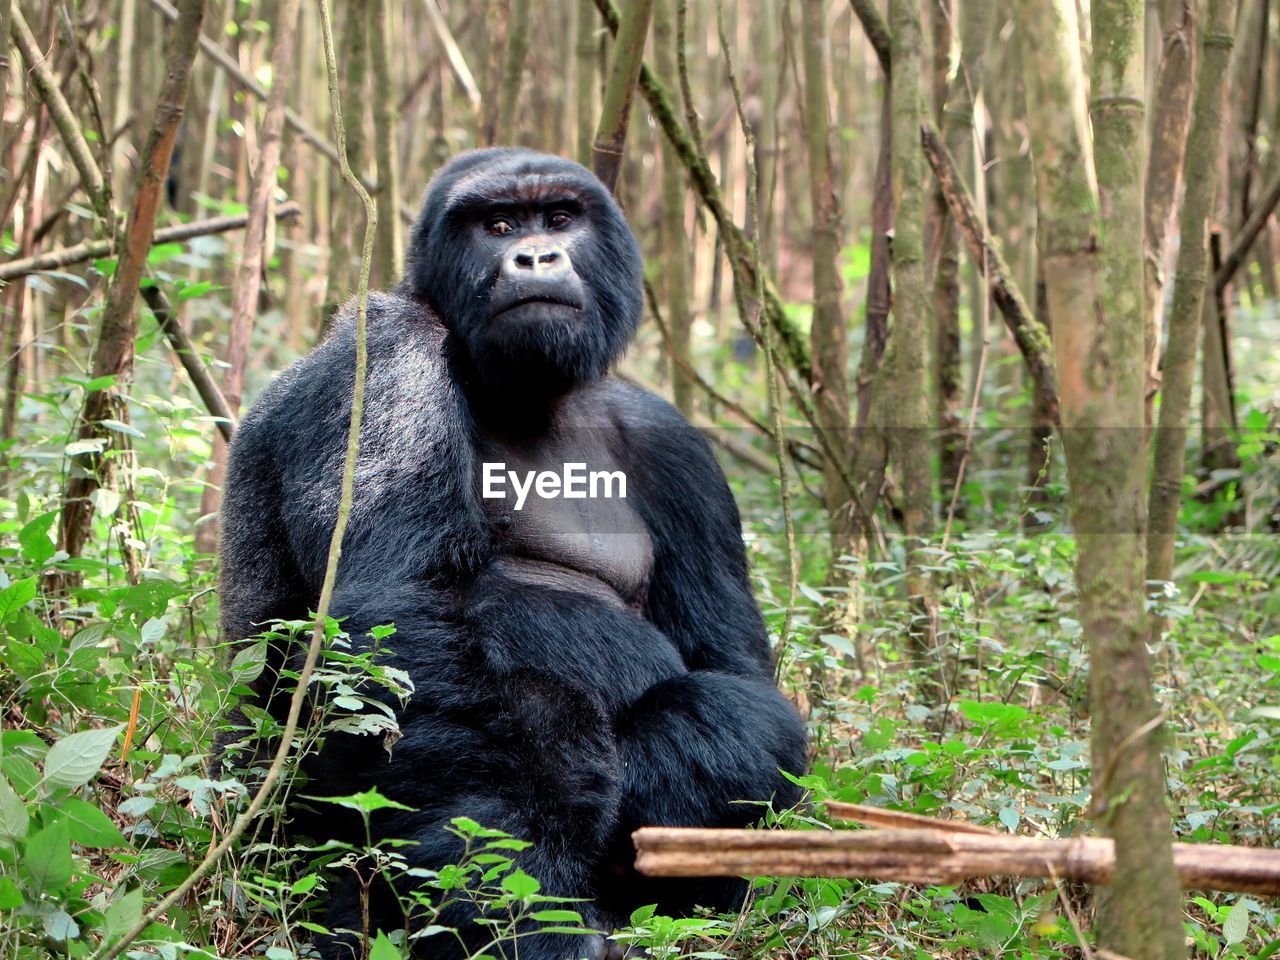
[405,149,644,398]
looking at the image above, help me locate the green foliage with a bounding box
[0,275,1276,960]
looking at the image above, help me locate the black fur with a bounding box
[219,149,806,960]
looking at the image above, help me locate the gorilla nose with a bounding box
[505,244,571,278]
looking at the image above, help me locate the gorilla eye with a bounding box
[547,210,574,229]
[486,216,516,236]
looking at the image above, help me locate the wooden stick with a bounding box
[1215,164,1280,296]
[633,827,1280,896]
[825,801,999,835]
[920,121,1060,426]
[0,202,302,281]
[141,267,237,443]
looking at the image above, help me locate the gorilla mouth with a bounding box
[491,295,584,320]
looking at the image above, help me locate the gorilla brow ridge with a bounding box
[443,173,597,219]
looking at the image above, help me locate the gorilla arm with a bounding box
[612,386,807,833]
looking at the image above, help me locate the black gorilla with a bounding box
[219,148,806,959]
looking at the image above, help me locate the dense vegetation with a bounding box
[1,0,1278,958]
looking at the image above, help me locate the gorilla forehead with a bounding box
[423,148,616,223]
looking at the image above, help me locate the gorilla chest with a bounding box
[475,426,653,606]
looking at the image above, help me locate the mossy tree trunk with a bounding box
[888,0,939,700]
[1018,0,1186,956]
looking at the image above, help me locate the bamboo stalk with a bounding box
[591,0,655,192]
[632,827,1280,896]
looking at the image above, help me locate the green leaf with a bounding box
[24,819,73,890]
[42,905,79,941]
[0,875,23,909]
[500,868,540,899]
[819,633,857,658]
[57,797,129,848]
[309,788,413,813]
[146,242,185,265]
[529,909,584,923]
[18,513,57,566]
[176,280,213,302]
[65,438,108,457]
[43,725,123,790]
[103,886,143,941]
[0,578,38,623]
[369,931,400,960]
[1223,899,1250,945]
[99,418,144,439]
[0,775,30,843]
[290,873,321,895]
[90,487,121,516]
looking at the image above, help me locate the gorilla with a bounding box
[219,148,806,960]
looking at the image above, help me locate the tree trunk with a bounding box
[1149,0,1236,590]
[59,0,206,565]
[323,0,368,324]
[889,0,939,700]
[800,0,853,559]
[369,0,404,285]
[196,0,303,556]
[495,0,531,145]
[1019,0,1187,957]
[1144,0,1197,427]
[1201,232,1241,473]
[654,0,693,416]
[590,0,654,192]
[931,0,996,515]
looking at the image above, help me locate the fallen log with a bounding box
[632,826,1280,896]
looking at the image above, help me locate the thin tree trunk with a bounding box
[495,0,531,145]
[1020,1,1187,957]
[1144,0,1197,427]
[654,0,693,416]
[58,0,206,565]
[10,7,112,223]
[196,0,303,556]
[591,0,654,192]
[856,85,892,431]
[1149,0,1236,589]
[756,0,779,271]
[800,0,853,558]
[111,0,136,201]
[369,0,403,284]
[323,0,368,323]
[931,0,995,514]
[575,0,597,166]
[1201,231,1241,472]
[889,0,939,700]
